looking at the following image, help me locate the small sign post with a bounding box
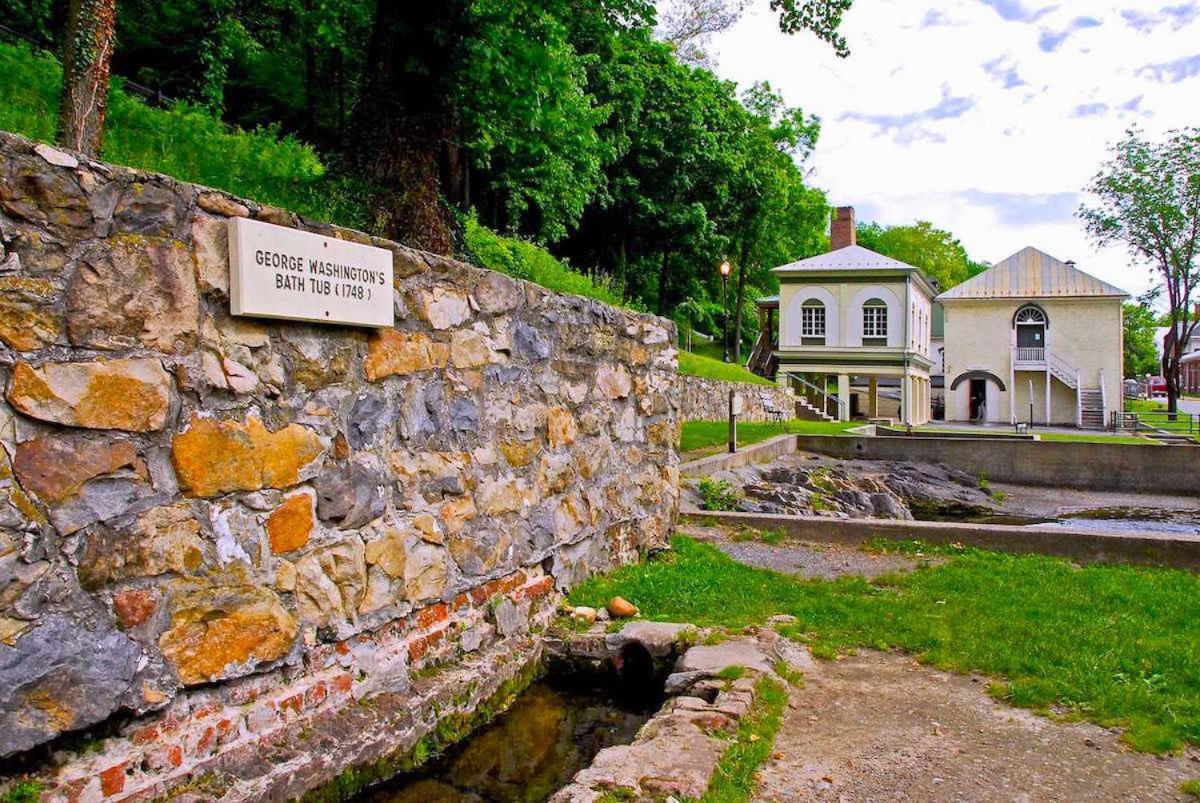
[728,390,742,453]
[228,217,394,327]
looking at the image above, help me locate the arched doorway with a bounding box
[1014,305,1048,361]
[949,371,1007,423]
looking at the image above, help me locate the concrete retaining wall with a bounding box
[794,435,1199,495]
[0,131,679,800]
[684,510,1200,570]
[678,373,794,422]
[680,433,796,476]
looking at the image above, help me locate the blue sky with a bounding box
[709,0,1200,298]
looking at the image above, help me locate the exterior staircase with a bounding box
[795,394,836,422]
[1079,388,1105,429]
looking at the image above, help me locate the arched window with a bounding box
[801,298,826,345]
[862,298,888,346]
[1013,304,1047,358]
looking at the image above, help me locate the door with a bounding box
[969,379,987,421]
[1016,324,1044,349]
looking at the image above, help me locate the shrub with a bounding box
[697,477,739,511]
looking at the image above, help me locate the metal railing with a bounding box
[783,372,846,421]
[1014,347,1045,362]
[1112,410,1198,436]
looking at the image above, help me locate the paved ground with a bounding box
[757,651,1199,802]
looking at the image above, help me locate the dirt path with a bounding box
[756,650,1197,802]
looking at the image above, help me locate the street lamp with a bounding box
[719,259,732,363]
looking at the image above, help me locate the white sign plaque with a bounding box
[731,392,744,416]
[228,217,394,327]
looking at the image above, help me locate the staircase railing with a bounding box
[746,330,776,377]
[783,372,845,421]
[1047,351,1079,389]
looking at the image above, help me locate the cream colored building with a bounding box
[938,247,1126,428]
[760,207,936,425]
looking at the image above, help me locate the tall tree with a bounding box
[57,0,117,155]
[856,220,988,291]
[1080,127,1200,413]
[1122,300,1161,379]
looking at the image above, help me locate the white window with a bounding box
[863,298,888,344]
[801,299,826,345]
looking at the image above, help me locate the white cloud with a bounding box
[707,0,1200,299]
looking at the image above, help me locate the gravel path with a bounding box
[756,651,1198,802]
[680,523,936,580]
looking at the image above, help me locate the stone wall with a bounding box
[0,131,679,800]
[677,373,794,423]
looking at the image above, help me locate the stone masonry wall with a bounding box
[678,373,795,423]
[0,131,679,800]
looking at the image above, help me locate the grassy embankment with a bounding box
[571,535,1200,755]
[680,419,857,457]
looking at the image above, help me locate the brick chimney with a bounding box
[830,206,856,251]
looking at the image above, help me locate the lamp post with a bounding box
[719,259,732,363]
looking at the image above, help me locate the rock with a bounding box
[159,584,297,685]
[674,639,774,677]
[7,358,171,432]
[112,588,158,628]
[570,606,597,626]
[197,191,249,218]
[512,322,551,360]
[447,398,480,432]
[440,496,477,535]
[79,503,206,587]
[767,614,797,626]
[499,439,540,468]
[294,539,367,629]
[364,528,408,578]
[274,558,297,591]
[414,286,470,329]
[33,143,79,169]
[491,597,526,638]
[475,476,533,516]
[344,391,395,449]
[404,539,448,602]
[364,330,449,381]
[547,407,577,449]
[66,236,199,351]
[266,493,314,554]
[474,272,523,314]
[448,528,512,577]
[13,435,151,534]
[0,613,143,758]
[313,461,385,530]
[605,621,691,658]
[0,277,61,350]
[171,414,324,498]
[191,214,230,294]
[449,328,493,368]
[595,364,632,399]
[607,596,638,619]
[0,153,92,232]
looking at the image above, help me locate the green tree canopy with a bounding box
[856,220,989,291]
[1123,301,1161,379]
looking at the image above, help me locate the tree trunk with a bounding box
[656,249,671,316]
[346,0,468,253]
[57,0,116,156]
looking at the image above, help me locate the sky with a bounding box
[707,0,1200,299]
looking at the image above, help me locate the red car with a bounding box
[1147,376,1167,397]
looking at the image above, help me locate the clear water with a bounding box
[353,680,656,803]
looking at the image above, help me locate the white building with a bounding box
[938,247,1126,428]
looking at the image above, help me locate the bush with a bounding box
[463,216,630,308]
[0,40,369,230]
[697,477,739,511]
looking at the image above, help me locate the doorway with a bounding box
[969,379,987,421]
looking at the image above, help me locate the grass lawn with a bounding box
[1037,432,1160,445]
[571,536,1200,754]
[1126,398,1167,412]
[680,419,857,455]
[678,351,776,386]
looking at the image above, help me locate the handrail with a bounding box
[1098,369,1107,426]
[783,372,846,420]
[1014,346,1045,362]
[1076,369,1082,428]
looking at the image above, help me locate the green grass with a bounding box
[701,676,787,803]
[679,351,776,386]
[0,40,369,230]
[1126,398,1167,413]
[1182,779,1200,800]
[569,536,1200,754]
[1037,433,1159,446]
[680,419,856,455]
[463,216,629,308]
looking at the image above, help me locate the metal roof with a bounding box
[937,246,1128,301]
[771,244,919,273]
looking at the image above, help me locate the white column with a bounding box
[1045,371,1051,424]
[900,373,909,425]
[837,373,851,422]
